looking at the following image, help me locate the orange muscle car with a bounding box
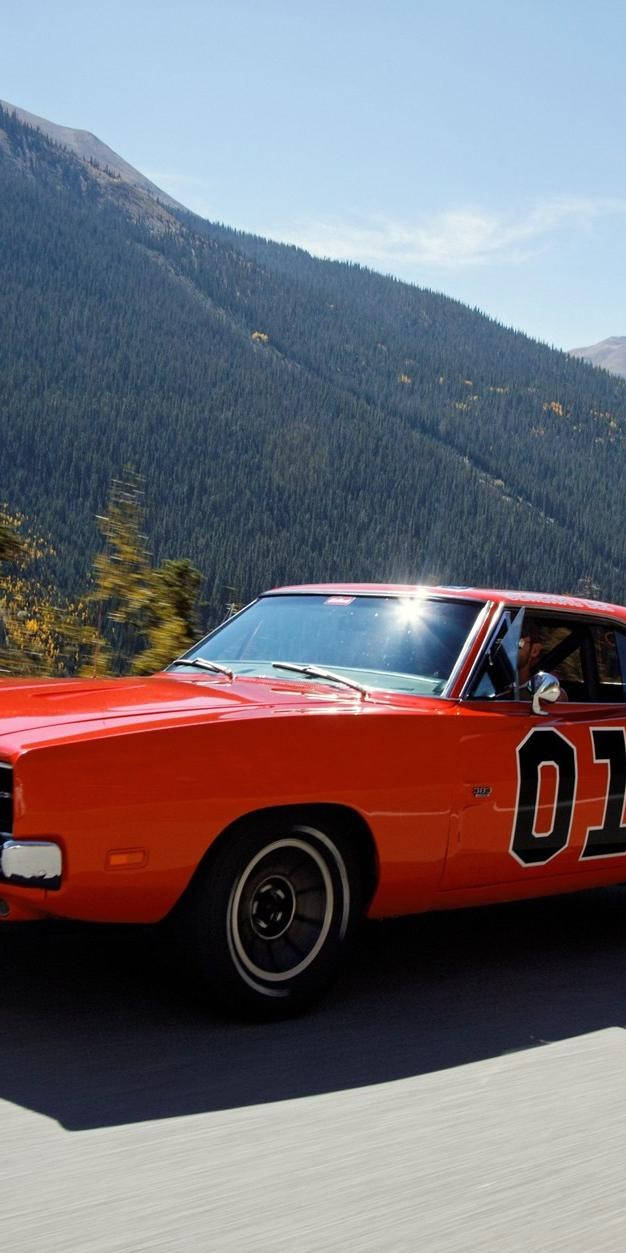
[1,583,625,1015]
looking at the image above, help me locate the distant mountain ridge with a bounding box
[569,336,626,380]
[0,98,184,211]
[0,100,625,613]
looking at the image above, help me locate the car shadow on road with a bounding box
[1,886,625,1130]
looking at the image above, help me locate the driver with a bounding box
[518,624,568,701]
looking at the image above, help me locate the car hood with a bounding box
[0,670,397,753]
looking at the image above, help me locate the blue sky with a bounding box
[3,0,625,348]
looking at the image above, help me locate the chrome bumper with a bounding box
[0,837,62,890]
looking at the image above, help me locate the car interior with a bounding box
[468,611,626,704]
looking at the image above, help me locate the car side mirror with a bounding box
[529,671,561,715]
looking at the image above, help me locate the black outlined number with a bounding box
[581,729,626,859]
[510,729,577,866]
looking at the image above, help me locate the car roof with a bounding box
[264,583,626,621]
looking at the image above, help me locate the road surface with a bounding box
[1,887,626,1250]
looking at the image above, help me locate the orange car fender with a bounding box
[10,701,460,924]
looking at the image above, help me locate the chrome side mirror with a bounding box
[529,671,561,715]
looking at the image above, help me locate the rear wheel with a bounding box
[184,818,363,1016]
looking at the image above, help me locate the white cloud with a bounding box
[262,197,626,270]
[143,171,216,218]
[140,176,626,273]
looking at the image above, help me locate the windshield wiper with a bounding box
[171,657,234,679]
[272,661,369,699]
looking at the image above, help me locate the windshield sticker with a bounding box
[325,596,355,605]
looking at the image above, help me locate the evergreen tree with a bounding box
[0,507,91,675]
[86,474,203,675]
[132,558,203,674]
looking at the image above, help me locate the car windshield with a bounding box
[169,593,482,696]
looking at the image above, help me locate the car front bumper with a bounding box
[0,837,62,890]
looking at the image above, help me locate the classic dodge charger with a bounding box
[1,583,625,1014]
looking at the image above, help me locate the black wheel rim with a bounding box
[228,837,335,983]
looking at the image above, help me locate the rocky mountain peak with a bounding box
[569,336,626,379]
[0,98,183,212]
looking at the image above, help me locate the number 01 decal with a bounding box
[510,726,626,867]
[581,728,626,859]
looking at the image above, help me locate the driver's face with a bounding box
[518,636,542,673]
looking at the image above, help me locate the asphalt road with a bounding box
[2,887,626,1250]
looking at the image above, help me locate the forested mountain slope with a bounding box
[1,102,624,618]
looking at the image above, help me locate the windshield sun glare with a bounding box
[170,594,482,697]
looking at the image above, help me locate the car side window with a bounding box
[468,610,522,699]
[526,617,586,701]
[468,610,626,704]
[617,632,626,692]
[592,625,626,702]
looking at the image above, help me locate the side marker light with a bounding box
[105,849,148,869]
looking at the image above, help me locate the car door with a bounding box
[442,608,626,892]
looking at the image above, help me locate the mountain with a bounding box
[569,337,626,380]
[0,100,625,617]
[0,99,183,211]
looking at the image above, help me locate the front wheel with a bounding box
[184,818,363,1017]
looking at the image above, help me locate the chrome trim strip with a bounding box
[0,839,62,890]
[443,600,494,699]
[262,589,484,604]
